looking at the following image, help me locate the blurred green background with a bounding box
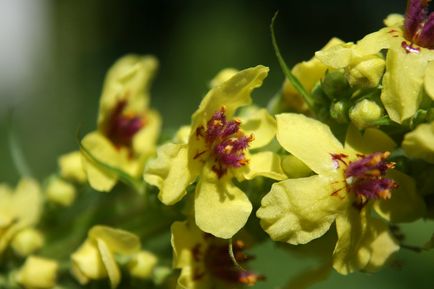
[1,0,433,288]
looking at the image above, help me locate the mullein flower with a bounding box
[78,55,161,192]
[257,113,425,274]
[71,225,141,288]
[0,179,42,256]
[11,228,44,257]
[171,221,264,289]
[15,256,59,289]
[316,0,434,123]
[144,66,286,239]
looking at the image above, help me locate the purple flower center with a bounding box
[331,152,397,208]
[195,107,253,178]
[104,100,145,149]
[191,237,264,285]
[404,0,434,49]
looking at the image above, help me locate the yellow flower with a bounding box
[171,220,264,289]
[316,2,434,123]
[11,228,44,257]
[127,250,158,279]
[71,225,141,288]
[0,179,42,255]
[257,113,426,274]
[16,256,59,289]
[79,55,162,192]
[145,66,286,239]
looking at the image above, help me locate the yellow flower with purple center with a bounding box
[316,0,434,123]
[145,66,286,239]
[76,55,161,192]
[171,221,264,289]
[257,113,426,274]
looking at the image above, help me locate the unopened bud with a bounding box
[127,250,158,279]
[321,69,351,100]
[347,56,385,88]
[46,177,76,207]
[11,228,44,257]
[349,99,383,129]
[16,256,59,289]
[330,100,349,123]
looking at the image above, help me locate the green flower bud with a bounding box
[281,155,312,178]
[46,177,76,207]
[16,256,59,289]
[402,121,434,163]
[330,100,349,123]
[11,228,44,257]
[349,99,383,129]
[127,251,158,279]
[321,69,351,100]
[347,55,385,88]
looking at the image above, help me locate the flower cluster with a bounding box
[1,1,434,289]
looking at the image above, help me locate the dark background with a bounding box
[1,1,434,289]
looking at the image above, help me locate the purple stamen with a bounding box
[105,100,144,148]
[418,12,434,48]
[195,107,252,178]
[404,0,429,40]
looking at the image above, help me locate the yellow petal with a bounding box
[240,108,276,149]
[402,121,434,163]
[347,55,385,88]
[171,221,205,268]
[424,61,434,100]
[332,208,369,275]
[12,179,42,226]
[11,228,44,257]
[374,170,426,222]
[144,143,193,205]
[344,125,396,155]
[97,239,121,289]
[381,46,427,123]
[257,175,343,245]
[281,155,312,178]
[242,151,286,181]
[348,99,384,129]
[315,42,354,68]
[353,27,395,57]
[332,208,399,274]
[89,225,140,255]
[191,65,269,123]
[276,113,344,176]
[209,68,239,88]
[132,109,161,158]
[58,151,86,183]
[81,132,124,192]
[173,125,191,144]
[98,55,158,127]
[71,240,107,283]
[194,168,252,239]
